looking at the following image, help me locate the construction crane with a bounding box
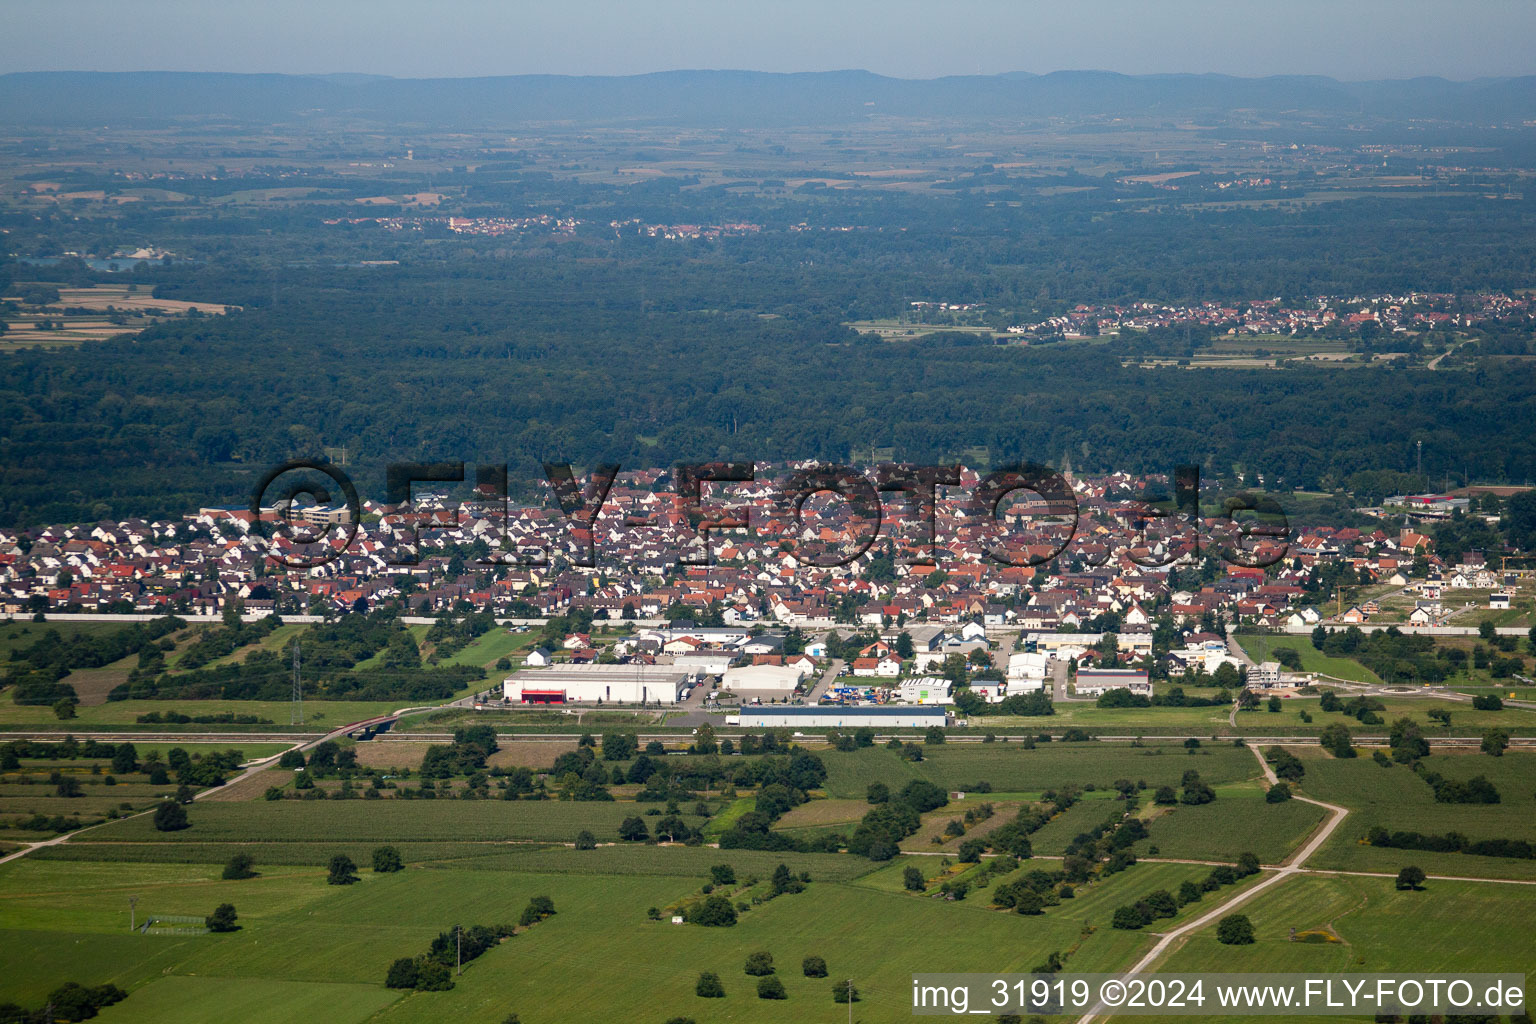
[1335,584,1359,620]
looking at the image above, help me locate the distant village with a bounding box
[1001,291,1536,339]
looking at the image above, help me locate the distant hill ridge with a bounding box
[3,69,1536,125]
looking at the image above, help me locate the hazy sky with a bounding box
[7,0,1536,80]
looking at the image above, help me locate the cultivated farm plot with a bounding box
[1027,791,1124,855]
[99,977,401,1024]
[49,655,137,706]
[32,841,561,869]
[351,739,577,772]
[1154,874,1536,1023]
[33,841,882,883]
[9,745,290,769]
[0,698,402,730]
[331,867,1157,1024]
[49,284,236,315]
[898,799,1024,853]
[1303,750,1536,879]
[1138,786,1329,864]
[77,800,710,845]
[818,743,1262,801]
[8,809,1528,1024]
[437,843,880,882]
[772,798,869,830]
[0,856,1146,1024]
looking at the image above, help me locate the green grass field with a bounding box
[103,977,402,1024]
[1153,873,1536,1023]
[0,620,127,658]
[818,742,1262,800]
[1027,790,1123,855]
[8,743,293,765]
[0,745,297,832]
[1234,633,1384,684]
[1043,701,1236,733]
[0,852,1189,1024]
[79,799,711,845]
[0,728,1528,1023]
[0,698,404,730]
[429,629,536,670]
[1296,748,1536,879]
[1139,785,1329,864]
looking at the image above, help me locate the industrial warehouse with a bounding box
[1072,668,1152,697]
[502,664,691,705]
[719,662,807,696]
[730,705,950,729]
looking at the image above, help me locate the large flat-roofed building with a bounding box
[1073,668,1152,697]
[733,705,949,729]
[640,625,752,646]
[893,676,954,705]
[669,650,740,677]
[1028,632,1154,657]
[504,665,689,705]
[1003,648,1051,696]
[721,663,806,695]
[881,624,947,652]
[1007,651,1050,691]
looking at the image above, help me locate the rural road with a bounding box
[1074,744,1349,1024]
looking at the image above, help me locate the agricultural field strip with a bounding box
[0,710,375,868]
[1075,745,1351,1024]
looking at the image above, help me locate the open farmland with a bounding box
[1137,785,1330,864]
[0,698,405,730]
[0,731,1528,1024]
[352,739,578,772]
[1153,874,1536,1024]
[896,797,1026,853]
[1297,747,1536,879]
[818,742,1262,800]
[80,799,711,845]
[0,852,1181,1024]
[1027,790,1125,855]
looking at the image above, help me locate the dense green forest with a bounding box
[5,167,1536,524]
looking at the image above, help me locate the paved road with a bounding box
[990,640,1012,675]
[1226,625,1259,670]
[1074,745,1349,1024]
[1049,657,1095,702]
[804,658,845,703]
